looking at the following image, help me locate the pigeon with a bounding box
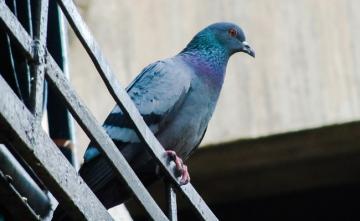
[52,22,254,220]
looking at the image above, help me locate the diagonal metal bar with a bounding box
[56,0,218,220]
[0,4,168,220]
[1,0,218,220]
[4,0,33,107]
[45,54,168,221]
[0,0,34,59]
[0,75,113,221]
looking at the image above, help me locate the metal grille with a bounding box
[0,0,218,220]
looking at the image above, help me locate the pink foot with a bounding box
[165,150,190,185]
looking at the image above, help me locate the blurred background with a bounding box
[66,0,360,220]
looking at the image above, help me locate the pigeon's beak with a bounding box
[241,41,255,58]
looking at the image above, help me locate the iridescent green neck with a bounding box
[179,31,230,84]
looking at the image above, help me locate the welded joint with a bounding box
[29,39,47,118]
[31,39,46,65]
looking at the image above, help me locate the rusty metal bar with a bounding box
[0,74,113,221]
[45,55,168,221]
[56,0,218,220]
[165,183,178,221]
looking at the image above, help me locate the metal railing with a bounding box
[0,0,218,220]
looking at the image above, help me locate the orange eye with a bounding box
[228,28,237,37]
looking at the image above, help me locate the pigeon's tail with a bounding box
[51,157,130,221]
[51,155,162,220]
[79,156,134,208]
[51,182,127,221]
[51,180,128,221]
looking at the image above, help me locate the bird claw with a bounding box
[165,150,190,185]
[179,164,190,185]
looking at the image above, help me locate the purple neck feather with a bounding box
[179,47,230,87]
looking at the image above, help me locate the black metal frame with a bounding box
[0,0,218,220]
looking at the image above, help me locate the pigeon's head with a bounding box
[207,22,255,57]
[183,22,255,58]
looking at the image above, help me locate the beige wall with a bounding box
[69,0,360,155]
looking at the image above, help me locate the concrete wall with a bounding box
[68,0,360,153]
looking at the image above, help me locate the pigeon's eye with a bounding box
[228,28,237,37]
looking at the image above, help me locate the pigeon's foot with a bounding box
[165,150,190,185]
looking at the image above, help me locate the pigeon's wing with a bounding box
[81,59,191,192]
[83,59,191,162]
[103,59,192,147]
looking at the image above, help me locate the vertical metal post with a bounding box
[165,182,178,221]
[46,0,76,166]
[29,0,48,122]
